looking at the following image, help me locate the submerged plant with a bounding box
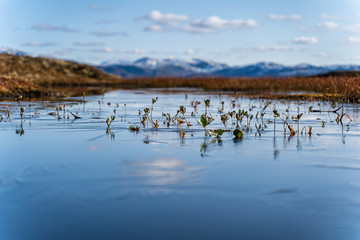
[179,105,192,126]
[142,107,159,128]
[204,98,211,115]
[20,107,25,119]
[199,114,213,136]
[292,113,303,135]
[273,109,295,136]
[129,125,140,133]
[179,129,185,138]
[255,123,262,136]
[106,115,116,133]
[208,129,223,140]
[233,129,244,140]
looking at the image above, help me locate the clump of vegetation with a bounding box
[129,125,140,133]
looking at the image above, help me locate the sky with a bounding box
[1,0,360,66]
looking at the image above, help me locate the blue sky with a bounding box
[1,0,360,65]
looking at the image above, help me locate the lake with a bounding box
[1,89,360,240]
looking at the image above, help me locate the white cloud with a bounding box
[92,47,148,54]
[21,41,56,47]
[182,16,259,33]
[317,21,339,30]
[238,45,301,53]
[145,10,189,26]
[89,30,128,37]
[73,41,104,47]
[347,36,360,43]
[52,48,75,56]
[315,52,328,57]
[300,21,339,31]
[185,48,195,55]
[31,24,79,32]
[320,13,345,20]
[292,36,319,44]
[254,46,300,51]
[144,24,164,32]
[268,14,302,20]
[343,24,360,33]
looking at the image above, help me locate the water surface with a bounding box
[1,89,360,240]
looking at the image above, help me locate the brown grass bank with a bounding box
[0,54,123,99]
[122,74,360,102]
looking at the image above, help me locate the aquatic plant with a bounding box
[142,107,159,128]
[233,129,244,139]
[106,115,115,133]
[129,125,140,133]
[20,107,25,119]
[292,113,303,134]
[179,105,192,126]
[273,109,295,136]
[179,129,185,138]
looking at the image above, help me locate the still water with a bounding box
[1,89,360,240]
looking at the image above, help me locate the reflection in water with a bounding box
[123,158,206,186]
[15,119,25,136]
[200,138,222,157]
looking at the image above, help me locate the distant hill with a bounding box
[98,57,360,79]
[0,54,123,98]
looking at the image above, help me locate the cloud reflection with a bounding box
[123,158,206,186]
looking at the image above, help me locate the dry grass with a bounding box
[122,75,360,102]
[0,54,124,99]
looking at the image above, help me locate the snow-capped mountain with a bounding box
[0,47,29,56]
[98,58,230,78]
[98,57,360,79]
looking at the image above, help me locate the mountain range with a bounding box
[1,47,359,79]
[98,57,360,79]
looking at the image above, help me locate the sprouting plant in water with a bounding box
[229,111,235,126]
[208,129,223,141]
[179,105,192,126]
[6,95,22,119]
[336,107,352,126]
[143,107,159,128]
[56,106,62,120]
[273,109,295,136]
[292,113,303,134]
[199,114,213,136]
[301,125,313,136]
[204,98,211,115]
[255,123,262,136]
[260,112,266,129]
[20,107,25,119]
[233,129,244,140]
[179,129,185,138]
[106,115,115,133]
[191,100,201,111]
[98,100,101,113]
[151,97,158,118]
[129,125,140,133]
[221,113,229,126]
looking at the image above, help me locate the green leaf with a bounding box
[200,114,208,127]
